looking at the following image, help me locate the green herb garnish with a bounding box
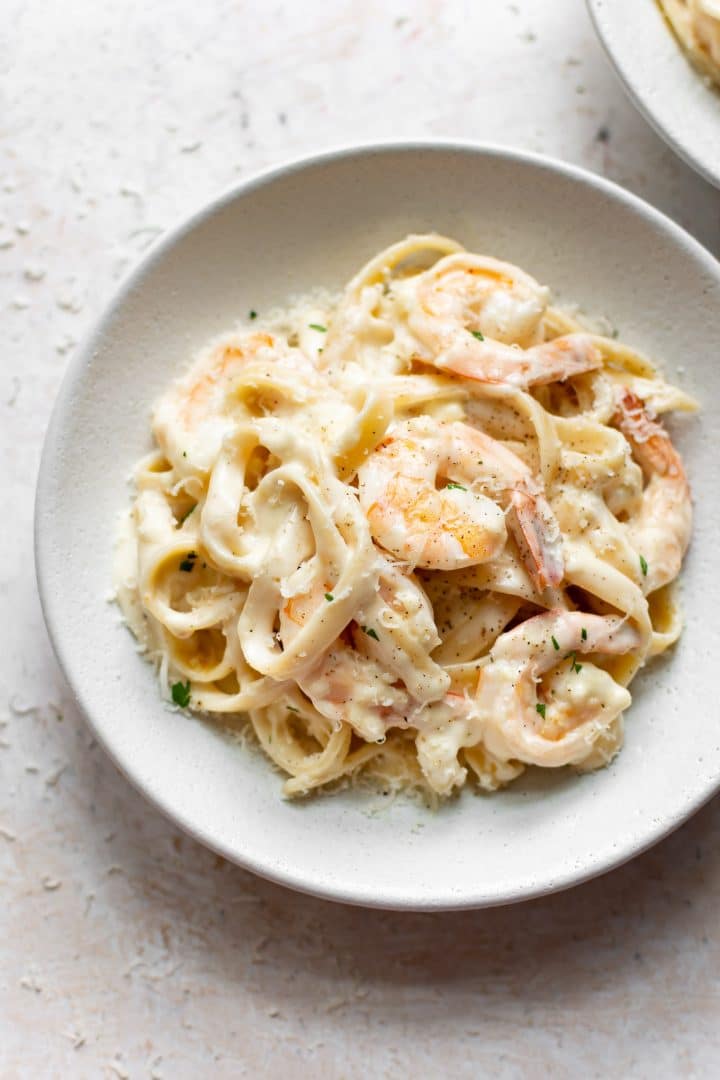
[551,635,560,651]
[470,329,485,341]
[324,593,334,602]
[171,680,191,708]
[249,309,257,320]
[640,554,648,577]
[536,702,546,719]
[179,551,197,573]
[446,482,467,492]
[362,626,380,641]
[286,704,299,713]
[309,323,327,332]
[581,627,587,641]
[566,651,583,674]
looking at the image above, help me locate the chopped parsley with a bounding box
[179,551,198,572]
[470,329,485,341]
[446,481,467,492]
[640,554,648,577]
[286,704,299,713]
[178,504,197,525]
[535,702,546,719]
[566,651,583,674]
[309,323,327,332]
[324,592,334,602]
[171,680,191,708]
[551,635,560,651]
[362,625,380,641]
[581,627,587,641]
[249,309,257,320]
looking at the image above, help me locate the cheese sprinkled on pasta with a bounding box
[114,235,696,799]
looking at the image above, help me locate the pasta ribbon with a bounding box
[115,236,696,799]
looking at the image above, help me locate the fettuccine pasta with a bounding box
[659,0,720,84]
[114,235,696,799]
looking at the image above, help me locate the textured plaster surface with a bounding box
[2,1,719,1076]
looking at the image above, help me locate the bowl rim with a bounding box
[586,0,720,190]
[34,138,720,910]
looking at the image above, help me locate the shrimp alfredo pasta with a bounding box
[114,235,696,800]
[659,0,720,84]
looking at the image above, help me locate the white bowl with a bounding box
[35,142,720,910]
[588,0,720,189]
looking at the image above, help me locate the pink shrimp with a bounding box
[477,610,641,767]
[358,418,564,590]
[613,388,692,594]
[407,252,602,388]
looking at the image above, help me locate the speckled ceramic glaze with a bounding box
[35,142,720,909]
[588,0,720,188]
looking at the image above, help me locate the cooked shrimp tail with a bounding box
[434,332,603,389]
[508,488,564,590]
[613,388,692,594]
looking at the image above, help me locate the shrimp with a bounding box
[279,557,449,742]
[429,330,602,390]
[613,388,692,594]
[295,639,411,743]
[279,580,394,742]
[357,417,564,589]
[153,332,316,473]
[476,610,641,768]
[407,252,602,388]
[412,252,550,347]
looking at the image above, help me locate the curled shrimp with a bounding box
[357,417,564,589]
[477,610,641,768]
[279,581,398,742]
[613,388,692,594]
[412,251,550,347]
[407,252,602,388]
[280,557,449,742]
[153,332,316,473]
